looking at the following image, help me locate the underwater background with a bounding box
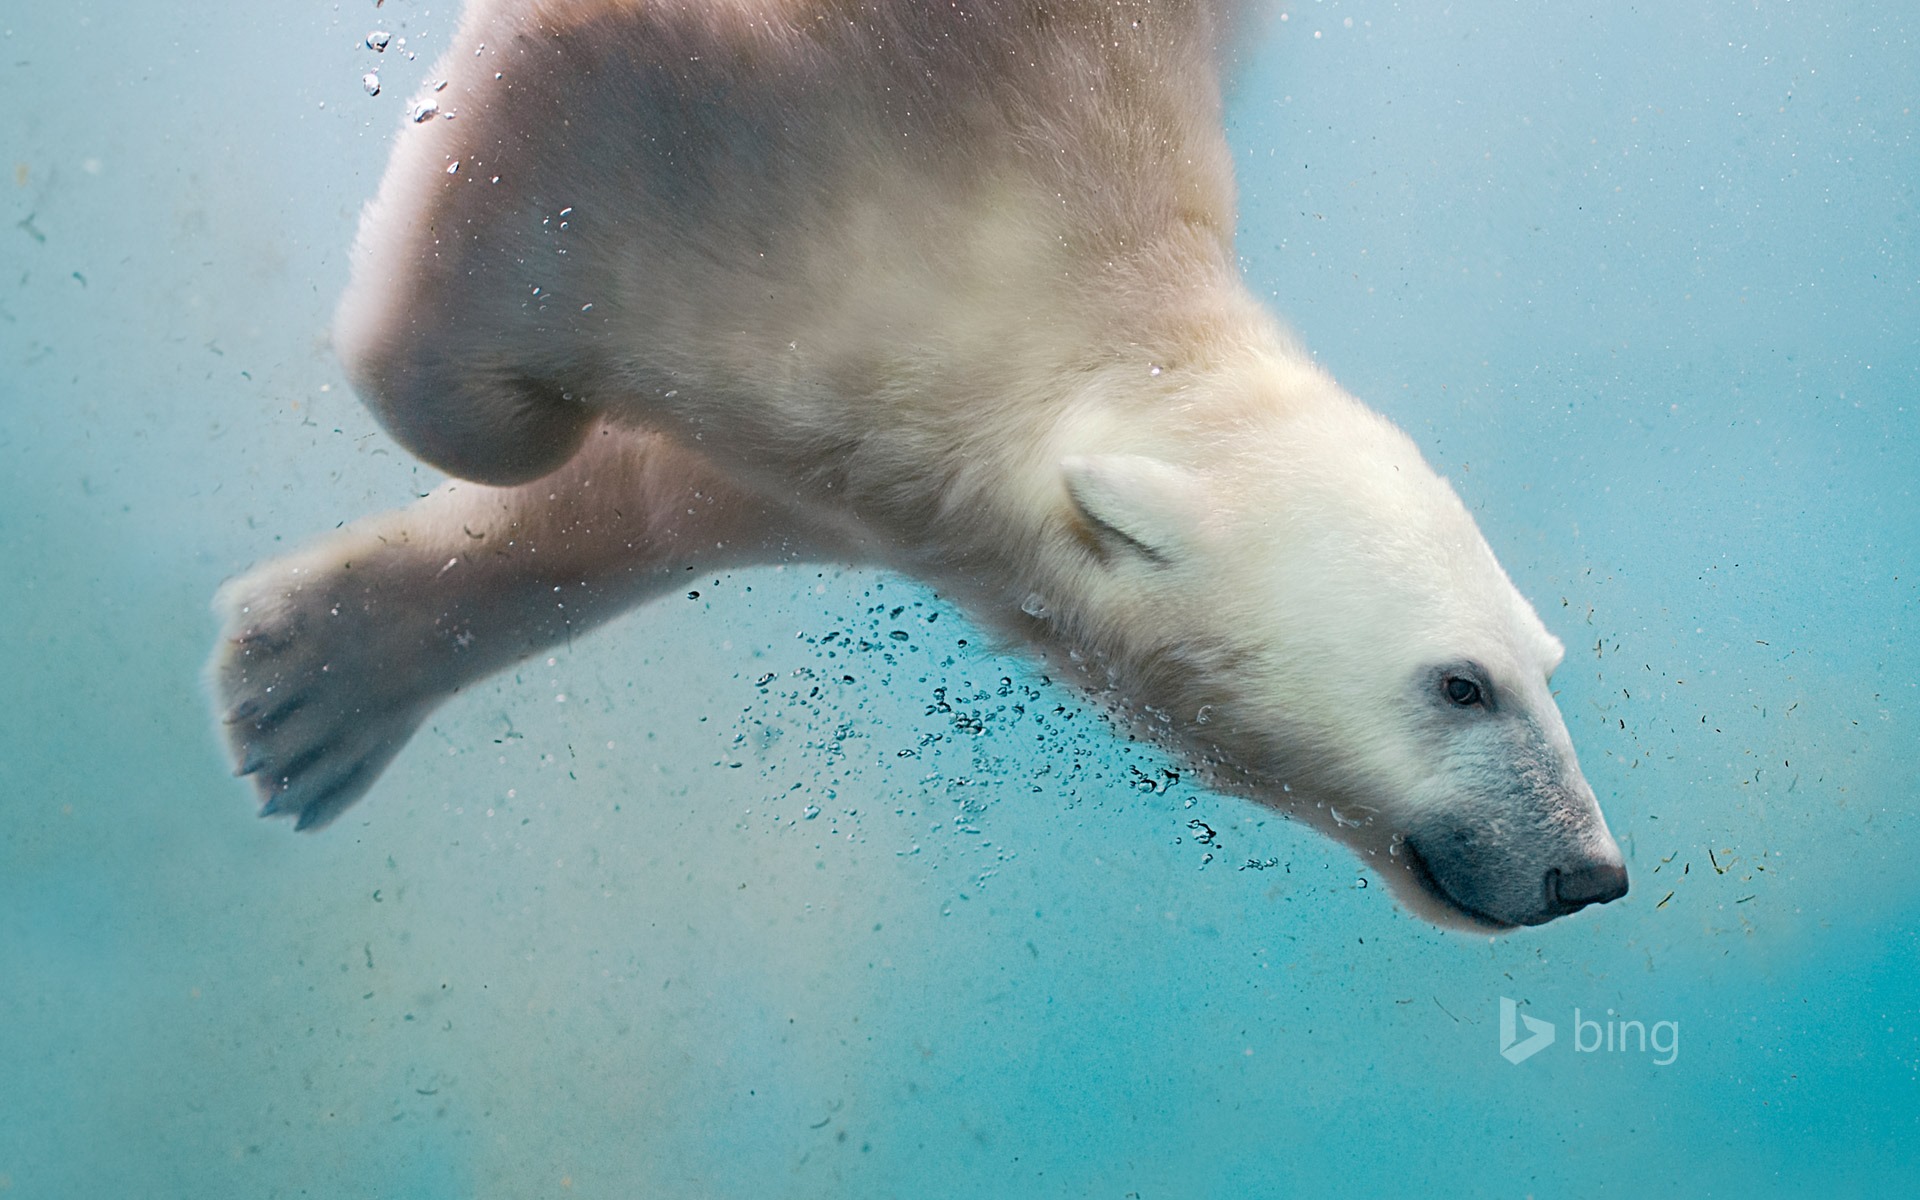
[2,1,1914,1196]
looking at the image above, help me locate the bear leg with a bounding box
[208,422,857,829]
[352,353,598,488]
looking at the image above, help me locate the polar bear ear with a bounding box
[1061,454,1208,564]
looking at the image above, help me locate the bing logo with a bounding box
[1497,998,1680,1066]
[1499,996,1555,1064]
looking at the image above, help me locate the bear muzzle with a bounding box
[1542,859,1631,920]
[1400,832,1629,930]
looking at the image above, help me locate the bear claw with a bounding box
[209,550,434,831]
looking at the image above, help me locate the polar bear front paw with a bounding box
[209,550,433,830]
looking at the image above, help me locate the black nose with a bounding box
[1544,861,1629,916]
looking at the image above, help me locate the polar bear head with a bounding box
[1052,359,1627,931]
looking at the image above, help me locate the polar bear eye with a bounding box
[1444,676,1483,707]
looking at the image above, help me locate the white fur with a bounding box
[211,0,1624,928]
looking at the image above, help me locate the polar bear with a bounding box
[210,0,1628,930]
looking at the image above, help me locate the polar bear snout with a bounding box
[1543,859,1630,919]
[1401,818,1628,931]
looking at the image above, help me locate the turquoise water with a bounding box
[2,2,1914,1196]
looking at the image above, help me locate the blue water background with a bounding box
[1,2,1914,1196]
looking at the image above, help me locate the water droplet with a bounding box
[580,302,593,312]
[446,160,460,175]
[803,804,821,820]
[1149,364,1163,376]
[1195,704,1213,725]
[361,72,381,96]
[1020,593,1050,619]
[409,99,439,123]
[432,79,449,92]
[365,30,391,51]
